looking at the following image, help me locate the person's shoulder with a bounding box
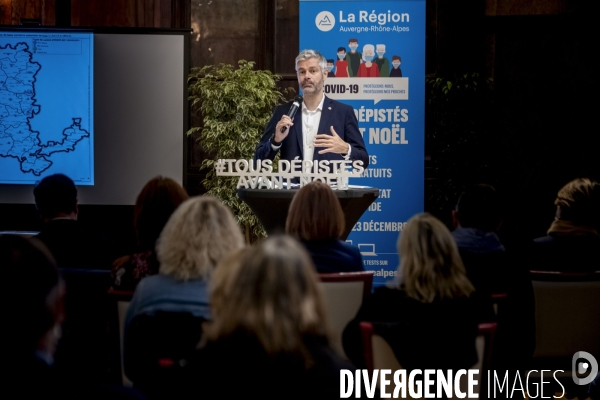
[325,96,348,107]
[337,239,362,257]
[38,218,77,234]
[534,235,555,245]
[305,335,355,377]
[367,286,410,305]
[134,273,165,292]
[325,96,354,113]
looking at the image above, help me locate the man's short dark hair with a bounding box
[34,174,77,219]
[455,184,501,232]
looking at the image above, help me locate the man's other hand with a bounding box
[315,126,349,154]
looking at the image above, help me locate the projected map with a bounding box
[0,32,93,185]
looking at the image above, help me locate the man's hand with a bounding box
[315,126,349,154]
[274,115,294,143]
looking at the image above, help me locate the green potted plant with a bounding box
[187,60,289,242]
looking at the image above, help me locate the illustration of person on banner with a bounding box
[390,55,403,77]
[326,59,336,78]
[254,49,369,172]
[357,44,380,77]
[345,38,362,77]
[335,46,349,77]
[375,44,390,77]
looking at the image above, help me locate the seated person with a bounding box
[3,235,66,396]
[34,173,115,269]
[1,235,143,399]
[125,195,244,327]
[124,196,244,392]
[184,235,353,399]
[112,176,189,291]
[533,177,600,272]
[286,181,363,273]
[342,213,479,371]
[452,184,535,370]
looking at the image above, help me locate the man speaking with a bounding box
[254,50,369,170]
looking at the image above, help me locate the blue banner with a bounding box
[300,0,425,286]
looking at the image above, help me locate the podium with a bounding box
[237,187,379,240]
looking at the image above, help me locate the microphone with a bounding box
[280,96,303,133]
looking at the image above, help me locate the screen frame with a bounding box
[0,25,190,204]
[0,26,190,243]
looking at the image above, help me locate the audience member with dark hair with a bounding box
[454,183,502,233]
[1,235,143,399]
[342,213,479,371]
[533,177,600,272]
[111,176,189,290]
[3,235,64,375]
[34,173,115,269]
[184,235,353,399]
[452,184,535,372]
[452,184,512,295]
[286,181,363,273]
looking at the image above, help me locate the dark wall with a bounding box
[425,1,599,242]
[0,0,187,28]
[492,11,599,239]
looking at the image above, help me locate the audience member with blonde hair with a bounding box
[111,176,189,290]
[286,181,363,273]
[184,235,353,399]
[125,195,244,327]
[533,177,600,272]
[123,196,244,397]
[342,212,479,370]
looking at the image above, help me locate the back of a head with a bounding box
[398,213,474,303]
[33,174,77,220]
[208,235,330,356]
[157,196,244,281]
[455,184,501,232]
[0,235,62,357]
[286,181,345,241]
[554,178,600,227]
[134,176,189,250]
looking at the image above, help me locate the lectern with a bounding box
[237,187,379,240]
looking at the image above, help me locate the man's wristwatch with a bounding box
[270,134,282,146]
